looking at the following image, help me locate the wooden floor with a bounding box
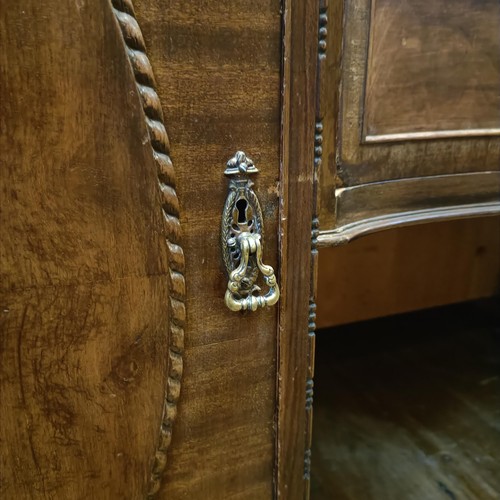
[311,301,500,500]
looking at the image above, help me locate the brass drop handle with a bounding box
[221,151,280,312]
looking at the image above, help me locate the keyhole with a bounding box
[236,199,247,223]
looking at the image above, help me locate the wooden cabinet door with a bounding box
[1,0,319,498]
[0,1,184,497]
[317,0,500,245]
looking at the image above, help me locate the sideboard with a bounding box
[1,0,498,498]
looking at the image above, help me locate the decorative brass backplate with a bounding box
[221,151,279,311]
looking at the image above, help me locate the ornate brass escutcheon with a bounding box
[221,151,280,311]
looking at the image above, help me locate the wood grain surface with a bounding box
[334,173,500,226]
[311,303,500,499]
[278,0,319,498]
[133,1,282,497]
[364,0,500,140]
[338,0,500,183]
[317,0,345,238]
[319,172,500,245]
[318,0,500,235]
[0,0,174,497]
[317,217,500,328]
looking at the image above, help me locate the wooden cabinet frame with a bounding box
[277,0,500,497]
[277,0,320,497]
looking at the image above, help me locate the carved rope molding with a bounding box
[111,0,186,496]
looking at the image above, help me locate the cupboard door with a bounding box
[133,1,282,497]
[0,1,184,497]
[1,0,317,498]
[318,0,500,244]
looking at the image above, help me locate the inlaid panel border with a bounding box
[336,0,500,184]
[364,129,500,144]
[361,0,500,143]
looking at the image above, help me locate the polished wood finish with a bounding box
[339,0,500,181]
[319,172,500,245]
[318,0,500,238]
[316,0,345,237]
[2,0,498,498]
[134,1,282,497]
[0,1,177,497]
[311,303,500,499]
[364,0,500,141]
[278,0,319,498]
[317,217,500,328]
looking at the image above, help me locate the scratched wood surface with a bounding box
[0,1,173,497]
[311,302,500,499]
[134,1,282,497]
